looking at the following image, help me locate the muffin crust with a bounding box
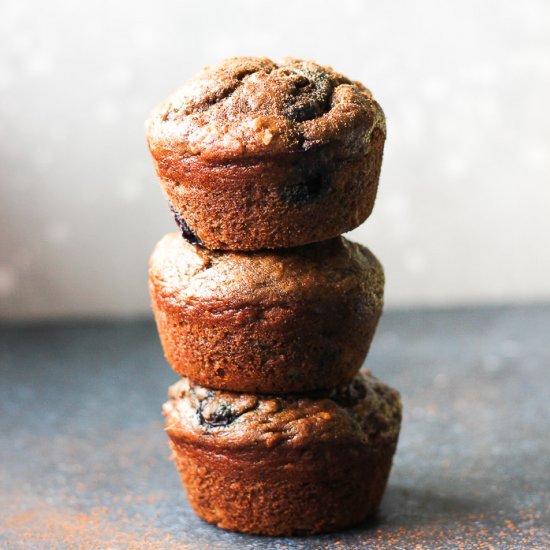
[147,57,384,159]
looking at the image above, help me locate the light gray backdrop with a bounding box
[1,0,549,319]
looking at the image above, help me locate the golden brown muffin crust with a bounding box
[147,57,385,160]
[163,371,402,449]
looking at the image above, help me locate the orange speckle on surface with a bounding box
[2,503,175,549]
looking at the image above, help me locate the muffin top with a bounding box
[149,233,384,311]
[163,371,401,450]
[146,57,385,161]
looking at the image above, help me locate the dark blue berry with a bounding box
[281,171,330,204]
[199,401,236,427]
[170,206,203,246]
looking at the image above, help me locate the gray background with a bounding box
[1,0,549,320]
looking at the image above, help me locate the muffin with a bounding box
[163,371,402,536]
[146,57,386,250]
[149,233,384,394]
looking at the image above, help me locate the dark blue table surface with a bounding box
[1,305,549,548]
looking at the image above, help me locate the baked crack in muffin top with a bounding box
[149,233,384,310]
[147,57,385,160]
[164,371,402,449]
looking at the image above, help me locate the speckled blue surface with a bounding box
[1,305,549,548]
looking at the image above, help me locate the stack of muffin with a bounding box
[146,57,402,536]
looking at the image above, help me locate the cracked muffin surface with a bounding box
[147,57,385,160]
[149,232,384,307]
[163,371,402,449]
